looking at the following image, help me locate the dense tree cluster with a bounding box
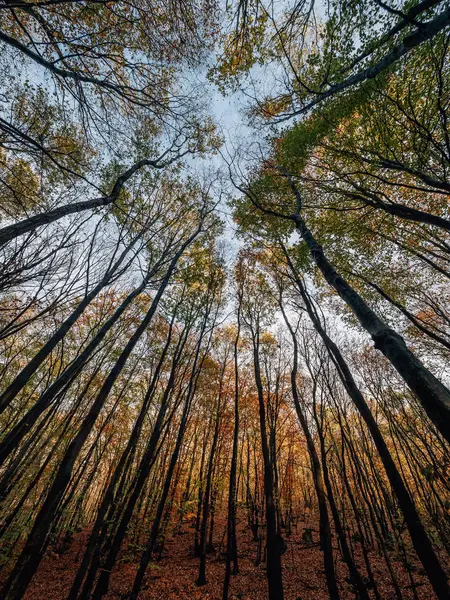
[0,1,449,599]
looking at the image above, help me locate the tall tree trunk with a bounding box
[283,248,450,600]
[291,210,450,443]
[66,312,185,600]
[0,155,173,247]
[196,358,227,586]
[0,233,139,413]
[0,227,201,600]
[223,306,241,600]
[252,327,284,600]
[127,308,215,600]
[279,303,341,600]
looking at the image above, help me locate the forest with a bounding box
[0,1,449,599]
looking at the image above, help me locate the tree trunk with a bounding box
[223,307,241,600]
[284,250,450,600]
[251,328,284,600]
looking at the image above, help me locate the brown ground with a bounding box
[1,515,436,600]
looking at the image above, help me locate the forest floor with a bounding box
[1,514,436,600]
